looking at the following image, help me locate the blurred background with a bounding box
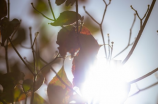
[0,0,158,104]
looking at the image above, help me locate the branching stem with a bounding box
[31,3,54,21]
[83,0,111,59]
[48,0,56,20]
[8,38,34,75]
[129,68,158,84]
[122,0,156,64]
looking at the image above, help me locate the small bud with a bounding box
[130,5,133,9]
[83,6,85,9]
[148,5,150,7]
[24,57,26,59]
[111,42,114,44]
[107,34,109,37]
[35,32,39,37]
[157,30,158,33]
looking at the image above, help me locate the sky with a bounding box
[9,0,158,104]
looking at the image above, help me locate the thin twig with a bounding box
[107,34,110,59]
[76,0,78,33]
[83,0,111,59]
[32,32,39,48]
[29,27,36,73]
[83,6,100,25]
[20,44,31,49]
[122,0,156,64]
[113,13,136,59]
[37,53,59,75]
[39,56,74,92]
[31,3,54,21]
[5,44,9,73]
[129,68,158,84]
[142,5,150,20]
[47,0,56,20]
[8,38,34,75]
[31,75,37,104]
[129,82,158,97]
[8,0,10,20]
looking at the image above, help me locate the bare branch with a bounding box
[113,14,136,59]
[8,38,34,75]
[31,3,54,21]
[47,0,56,20]
[129,82,158,97]
[83,6,100,25]
[122,0,156,64]
[129,68,158,84]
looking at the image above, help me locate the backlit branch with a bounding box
[122,0,156,65]
[129,68,158,84]
[129,82,158,97]
[113,13,136,59]
[31,3,54,21]
[83,0,111,59]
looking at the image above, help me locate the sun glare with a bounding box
[80,57,130,104]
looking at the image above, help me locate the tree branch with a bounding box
[129,81,158,97]
[8,38,34,75]
[129,68,158,84]
[122,0,156,64]
[31,3,54,21]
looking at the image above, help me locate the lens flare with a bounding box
[80,58,130,104]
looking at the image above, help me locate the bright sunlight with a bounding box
[80,57,130,104]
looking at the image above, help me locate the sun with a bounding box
[80,57,131,104]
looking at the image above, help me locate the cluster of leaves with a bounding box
[0,0,100,103]
[0,0,46,104]
[46,0,100,103]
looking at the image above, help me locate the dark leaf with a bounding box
[65,0,75,6]
[56,0,66,5]
[1,18,20,46]
[72,27,100,87]
[0,0,7,19]
[22,79,33,93]
[10,19,20,27]
[11,27,26,46]
[50,11,81,26]
[47,66,72,104]
[56,26,79,57]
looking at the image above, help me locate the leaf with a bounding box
[56,0,66,5]
[11,27,26,46]
[65,0,75,6]
[47,66,72,104]
[72,27,100,87]
[0,70,25,103]
[33,93,47,104]
[13,86,23,102]
[0,0,7,19]
[56,25,100,88]
[56,26,79,57]
[1,17,20,46]
[22,79,33,93]
[50,11,81,26]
